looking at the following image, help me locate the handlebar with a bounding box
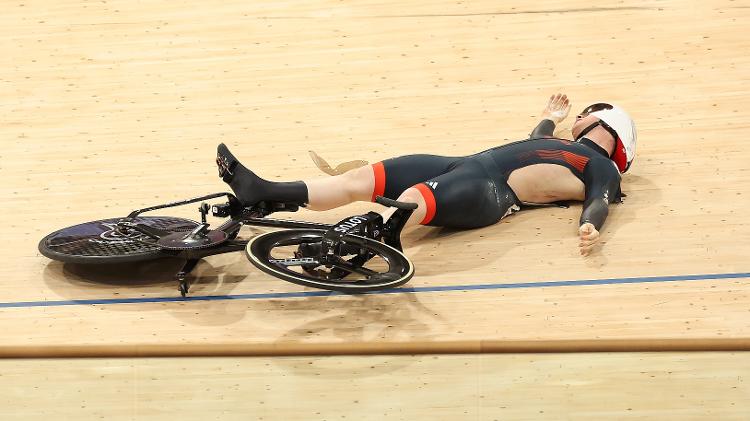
[375,196,418,211]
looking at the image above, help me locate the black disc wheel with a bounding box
[39,216,199,264]
[246,229,414,292]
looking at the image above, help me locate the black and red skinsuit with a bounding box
[372,119,623,229]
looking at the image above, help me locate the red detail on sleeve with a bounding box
[413,183,437,225]
[371,162,386,202]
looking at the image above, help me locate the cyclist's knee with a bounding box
[340,165,375,201]
[394,187,428,226]
[397,187,424,204]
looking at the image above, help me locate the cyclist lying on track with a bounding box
[216,93,637,257]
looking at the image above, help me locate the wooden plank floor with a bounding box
[1,353,748,420]
[2,0,749,353]
[3,0,750,418]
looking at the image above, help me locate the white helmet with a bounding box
[577,103,637,173]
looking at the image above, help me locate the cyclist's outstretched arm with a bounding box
[578,159,622,256]
[530,93,571,138]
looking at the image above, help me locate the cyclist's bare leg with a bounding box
[305,165,374,210]
[308,167,426,228]
[218,143,426,226]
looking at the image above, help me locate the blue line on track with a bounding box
[1,272,749,309]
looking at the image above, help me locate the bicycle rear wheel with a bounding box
[39,216,199,264]
[246,229,414,292]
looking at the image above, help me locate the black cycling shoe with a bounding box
[216,143,309,207]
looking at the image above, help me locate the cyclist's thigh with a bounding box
[372,154,462,200]
[414,161,521,229]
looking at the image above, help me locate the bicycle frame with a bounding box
[107,192,414,296]
[119,192,334,249]
[113,192,366,295]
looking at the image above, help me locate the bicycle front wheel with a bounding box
[246,229,414,292]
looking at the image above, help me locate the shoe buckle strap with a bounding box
[216,155,235,178]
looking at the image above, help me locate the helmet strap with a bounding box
[575,121,601,141]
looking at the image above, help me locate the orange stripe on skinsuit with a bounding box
[536,150,589,172]
[371,162,386,202]
[413,183,437,225]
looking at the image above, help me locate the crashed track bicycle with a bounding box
[39,193,416,296]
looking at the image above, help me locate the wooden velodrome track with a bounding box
[2,0,749,418]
